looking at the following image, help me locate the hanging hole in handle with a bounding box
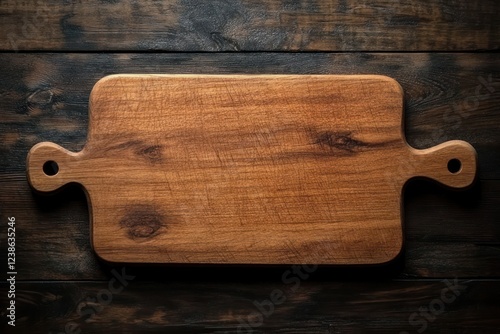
[447,158,462,174]
[43,160,59,176]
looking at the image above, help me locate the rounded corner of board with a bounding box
[90,74,128,99]
[380,244,404,265]
[91,245,120,264]
[365,233,404,266]
[373,75,404,96]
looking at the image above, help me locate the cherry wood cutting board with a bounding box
[26,75,477,264]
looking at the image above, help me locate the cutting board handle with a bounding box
[408,140,477,188]
[26,142,84,192]
[27,140,478,192]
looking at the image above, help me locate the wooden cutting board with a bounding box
[26,75,477,264]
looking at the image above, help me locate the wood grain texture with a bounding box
[1,280,499,333]
[0,0,498,52]
[25,74,476,264]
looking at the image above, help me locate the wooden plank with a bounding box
[403,180,500,278]
[0,53,498,277]
[0,0,498,52]
[2,280,499,333]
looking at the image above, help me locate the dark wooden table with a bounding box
[0,1,499,333]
